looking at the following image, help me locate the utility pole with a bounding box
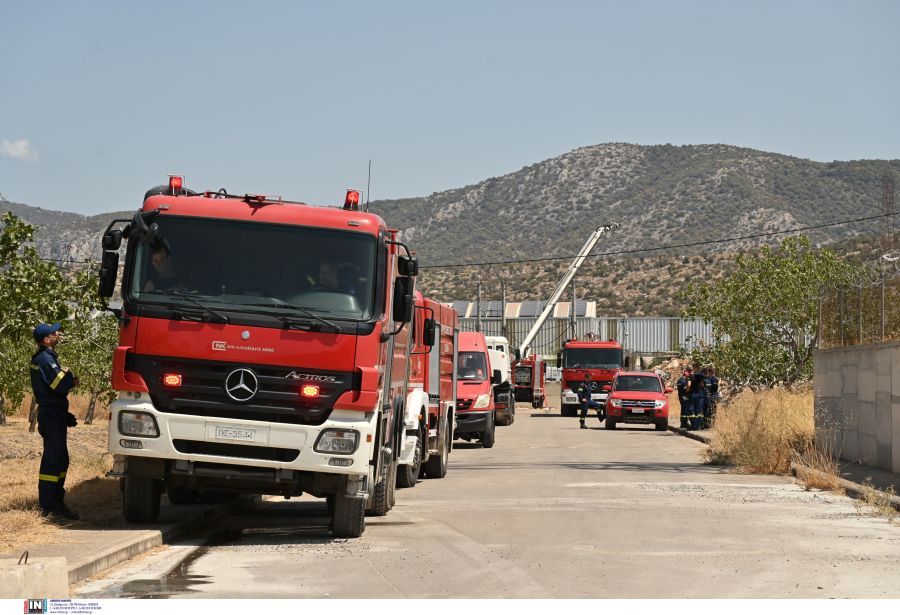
[501,280,508,340]
[476,281,482,333]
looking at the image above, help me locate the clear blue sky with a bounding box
[2,0,898,215]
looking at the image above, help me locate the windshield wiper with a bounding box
[243,301,341,333]
[160,290,230,324]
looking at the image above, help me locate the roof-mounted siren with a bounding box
[344,189,362,211]
[168,175,184,196]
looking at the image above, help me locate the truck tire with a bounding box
[481,415,496,449]
[123,476,161,523]
[561,404,578,417]
[368,456,397,517]
[166,484,198,505]
[604,417,617,430]
[331,492,366,538]
[654,420,667,431]
[397,424,424,488]
[423,423,449,479]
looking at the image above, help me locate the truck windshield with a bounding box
[614,375,662,393]
[564,348,622,369]
[128,216,378,320]
[457,352,488,382]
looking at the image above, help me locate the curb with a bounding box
[666,424,712,445]
[67,501,237,586]
[790,462,900,513]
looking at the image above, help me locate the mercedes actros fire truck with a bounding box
[98,177,418,537]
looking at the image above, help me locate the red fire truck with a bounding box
[513,354,546,408]
[558,339,627,417]
[397,293,458,487]
[98,177,418,537]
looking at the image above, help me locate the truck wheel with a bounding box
[604,418,617,430]
[397,424,424,488]
[654,420,667,431]
[166,484,198,505]
[368,456,397,517]
[481,416,496,449]
[423,424,449,479]
[331,492,366,538]
[326,495,336,515]
[123,476,161,523]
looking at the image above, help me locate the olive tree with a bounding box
[681,236,857,387]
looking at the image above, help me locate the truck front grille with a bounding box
[172,439,300,462]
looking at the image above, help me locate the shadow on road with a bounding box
[448,459,726,474]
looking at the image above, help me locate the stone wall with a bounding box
[814,342,900,473]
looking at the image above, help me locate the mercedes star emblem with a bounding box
[224,368,259,402]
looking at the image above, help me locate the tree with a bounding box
[681,235,857,387]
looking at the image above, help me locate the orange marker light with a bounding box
[301,384,320,398]
[344,189,361,211]
[162,373,182,387]
[168,175,183,194]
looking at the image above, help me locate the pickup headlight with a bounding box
[608,398,622,408]
[654,400,667,409]
[473,394,491,409]
[314,429,360,455]
[118,411,159,438]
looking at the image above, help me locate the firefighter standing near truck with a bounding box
[676,368,692,429]
[705,367,720,428]
[687,364,706,431]
[30,323,80,521]
[578,372,604,429]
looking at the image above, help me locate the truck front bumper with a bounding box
[454,410,493,434]
[108,393,377,479]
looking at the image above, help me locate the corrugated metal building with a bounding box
[454,300,715,356]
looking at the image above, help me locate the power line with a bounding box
[419,210,898,270]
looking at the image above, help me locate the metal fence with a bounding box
[459,317,715,357]
[819,275,900,348]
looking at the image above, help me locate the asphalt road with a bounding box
[77,393,900,598]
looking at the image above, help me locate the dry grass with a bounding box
[0,398,122,554]
[854,479,899,524]
[704,387,841,480]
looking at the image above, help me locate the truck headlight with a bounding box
[654,400,667,409]
[608,398,622,408]
[314,429,360,455]
[473,394,491,409]
[118,411,159,438]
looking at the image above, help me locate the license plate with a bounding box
[630,408,645,414]
[214,426,256,442]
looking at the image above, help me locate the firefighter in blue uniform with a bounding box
[30,322,80,520]
[706,367,720,428]
[676,368,692,429]
[688,364,706,431]
[578,372,604,429]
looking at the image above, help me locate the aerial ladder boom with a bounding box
[517,223,619,358]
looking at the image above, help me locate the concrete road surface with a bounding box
[77,403,900,598]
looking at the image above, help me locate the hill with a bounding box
[2,143,897,315]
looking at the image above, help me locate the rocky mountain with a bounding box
[2,143,897,315]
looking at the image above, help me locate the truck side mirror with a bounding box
[602,384,612,393]
[623,356,631,368]
[491,369,502,385]
[98,251,119,298]
[514,348,521,362]
[556,353,562,368]
[102,229,122,251]
[665,387,674,394]
[393,276,414,323]
[398,255,418,277]
[423,318,436,347]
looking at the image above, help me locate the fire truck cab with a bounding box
[557,339,626,417]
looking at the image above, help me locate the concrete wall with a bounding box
[814,341,900,473]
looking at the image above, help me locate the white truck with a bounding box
[484,335,515,426]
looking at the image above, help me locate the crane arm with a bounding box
[517,223,619,357]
